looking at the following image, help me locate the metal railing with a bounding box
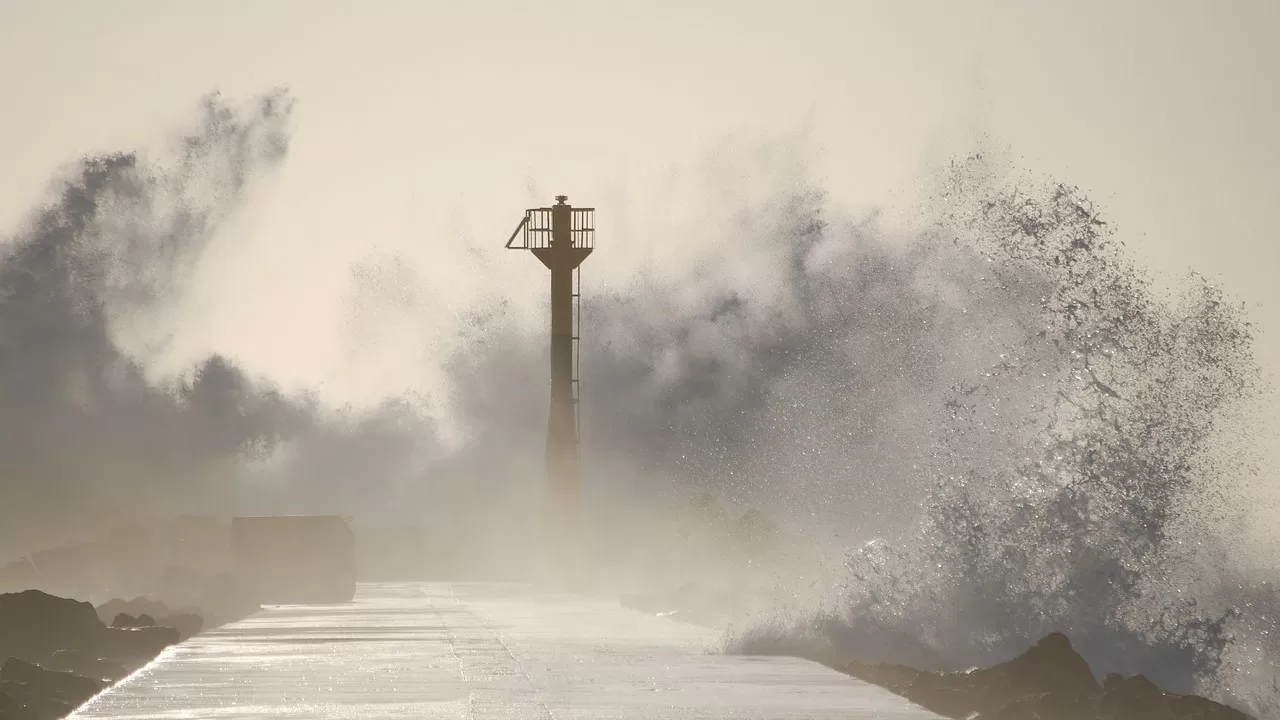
[505,207,595,250]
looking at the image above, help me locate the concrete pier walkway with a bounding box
[71,582,940,719]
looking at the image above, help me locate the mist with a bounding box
[0,91,441,556]
[1,88,1276,713]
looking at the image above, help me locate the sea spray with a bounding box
[4,90,1277,713]
[0,91,439,559]
[0,91,297,553]
[735,154,1273,713]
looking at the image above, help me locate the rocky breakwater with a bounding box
[798,632,1250,720]
[0,590,175,719]
[0,587,257,720]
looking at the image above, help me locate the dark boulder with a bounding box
[0,689,37,720]
[95,598,169,628]
[0,659,102,699]
[844,632,1256,720]
[1163,690,1254,720]
[100,626,180,666]
[98,598,206,640]
[0,658,103,720]
[45,649,130,683]
[1101,673,1170,719]
[94,600,125,627]
[109,613,155,629]
[964,632,1100,719]
[0,591,105,663]
[1,590,185,676]
[846,633,1100,719]
[1088,672,1253,720]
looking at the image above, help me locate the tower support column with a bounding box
[508,195,594,588]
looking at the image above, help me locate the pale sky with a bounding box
[1,0,1277,416]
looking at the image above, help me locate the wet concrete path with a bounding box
[72,582,940,719]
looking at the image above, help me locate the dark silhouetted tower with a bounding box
[505,196,594,582]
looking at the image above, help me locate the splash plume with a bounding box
[0,90,299,554]
[2,90,1274,715]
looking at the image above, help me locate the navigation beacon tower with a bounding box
[505,196,594,579]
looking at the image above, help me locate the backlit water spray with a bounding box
[1,92,1276,714]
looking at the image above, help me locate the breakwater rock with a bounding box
[740,628,1253,720]
[1,588,256,719]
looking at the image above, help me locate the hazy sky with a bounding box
[1,0,1276,412]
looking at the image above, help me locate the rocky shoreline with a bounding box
[0,589,258,720]
[839,633,1251,720]
[622,591,1254,720]
[3,580,1255,719]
